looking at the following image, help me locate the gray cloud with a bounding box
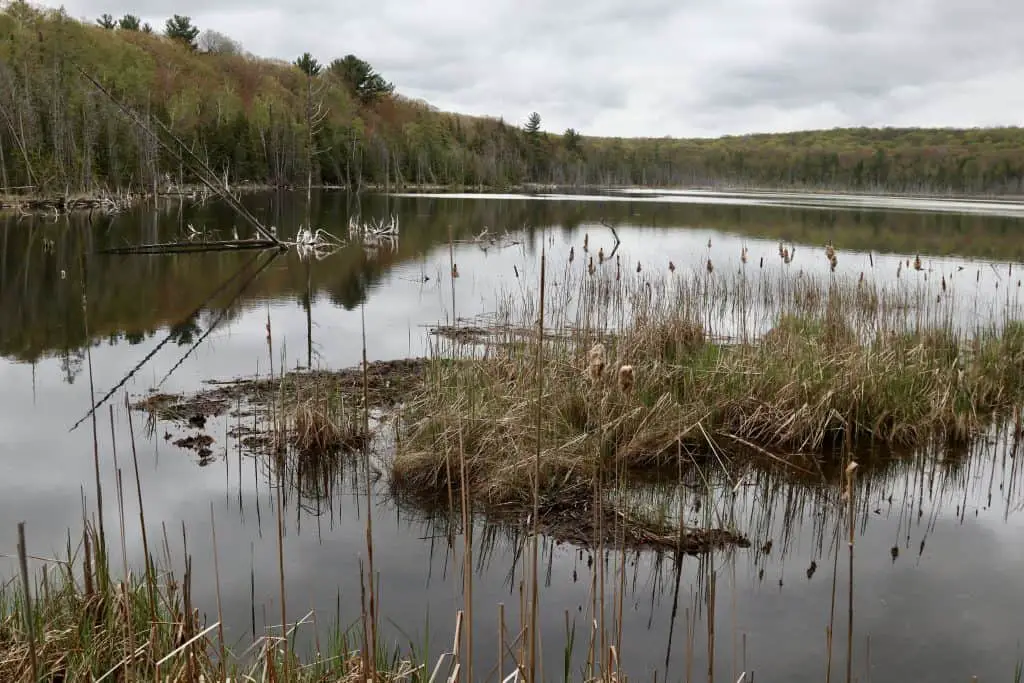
[55,0,1023,137]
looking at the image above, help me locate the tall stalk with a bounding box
[528,243,547,682]
[846,460,859,683]
[361,302,378,679]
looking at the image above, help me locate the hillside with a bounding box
[3,1,1024,195]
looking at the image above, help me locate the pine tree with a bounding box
[524,112,541,135]
[118,14,141,30]
[164,15,199,49]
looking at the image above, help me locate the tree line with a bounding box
[3,1,1024,196]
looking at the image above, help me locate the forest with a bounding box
[3,0,1024,196]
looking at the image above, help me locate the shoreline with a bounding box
[5,181,1024,216]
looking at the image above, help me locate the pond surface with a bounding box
[2,189,1023,681]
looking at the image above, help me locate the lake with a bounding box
[1,189,1023,681]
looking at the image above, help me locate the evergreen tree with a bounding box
[96,13,115,29]
[118,14,141,30]
[329,55,393,104]
[563,127,581,151]
[524,112,541,135]
[295,52,322,77]
[164,15,199,49]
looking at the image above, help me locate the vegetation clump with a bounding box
[393,267,1024,506]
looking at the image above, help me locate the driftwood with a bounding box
[0,194,135,215]
[100,239,282,255]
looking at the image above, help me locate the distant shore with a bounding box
[4,181,1023,216]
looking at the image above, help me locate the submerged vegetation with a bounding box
[4,1,1024,195]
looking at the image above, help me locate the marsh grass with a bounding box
[0,518,440,682]
[286,392,368,459]
[394,264,1024,507]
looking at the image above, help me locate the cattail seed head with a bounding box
[587,342,606,381]
[617,364,635,393]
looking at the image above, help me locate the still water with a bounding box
[1,190,1023,681]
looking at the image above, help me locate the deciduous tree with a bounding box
[198,29,241,54]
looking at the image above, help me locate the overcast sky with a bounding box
[52,0,1024,138]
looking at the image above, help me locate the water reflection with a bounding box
[4,190,1024,364]
[1,190,1023,682]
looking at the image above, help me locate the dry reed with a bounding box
[393,264,1024,507]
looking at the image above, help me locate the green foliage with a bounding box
[117,13,140,30]
[2,5,1024,196]
[164,14,198,49]
[563,127,581,151]
[295,52,322,77]
[329,54,393,104]
[96,12,115,29]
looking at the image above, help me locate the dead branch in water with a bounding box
[100,239,279,255]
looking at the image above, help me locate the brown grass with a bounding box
[392,265,1024,506]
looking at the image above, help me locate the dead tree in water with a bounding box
[295,53,329,224]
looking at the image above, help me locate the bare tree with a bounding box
[197,29,242,55]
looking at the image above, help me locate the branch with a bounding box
[598,218,622,258]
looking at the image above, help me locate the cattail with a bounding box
[588,256,595,276]
[598,247,605,264]
[707,238,712,249]
[569,246,575,263]
[759,256,764,268]
[514,265,519,278]
[587,343,606,381]
[913,255,922,271]
[897,261,902,278]
[741,247,748,264]
[452,263,459,278]
[583,233,589,252]
[706,258,714,274]
[617,364,634,393]
[668,260,676,273]
[941,274,946,292]
[858,271,864,284]
[636,261,642,273]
